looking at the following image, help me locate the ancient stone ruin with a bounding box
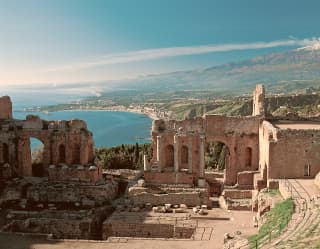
[1,84,320,243]
[0,96,118,239]
[133,84,320,210]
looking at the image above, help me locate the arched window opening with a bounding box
[59,144,66,163]
[181,145,188,164]
[30,137,44,177]
[72,144,81,164]
[304,164,310,177]
[2,143,9,163]
[245,147,252,168]
[164,145,174,168]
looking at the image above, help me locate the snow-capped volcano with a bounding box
[298,41,320,51]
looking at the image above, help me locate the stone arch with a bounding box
[164,144,174,169]
[72,144,81,164]
[181,145,188,164]
[245,147,253,168]
[30,137,45,177]
[58,144,66,163]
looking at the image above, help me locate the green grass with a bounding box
[248,198,294,248]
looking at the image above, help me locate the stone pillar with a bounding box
[143,154,149,171]
[252,84,265,116]
[0,96,13,119]
[156,135,162,172]
[174,135,179,172]
[188,137,193,173]
[198,135,205,187]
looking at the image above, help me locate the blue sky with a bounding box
[1,0,320,86]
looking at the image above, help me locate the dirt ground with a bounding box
[0,209,258,249]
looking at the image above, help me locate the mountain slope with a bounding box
[109,46,320,94]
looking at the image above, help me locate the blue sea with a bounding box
[6,89,152,148]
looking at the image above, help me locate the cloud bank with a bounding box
[43,38,319,73]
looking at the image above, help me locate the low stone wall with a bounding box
[26,181,118,207]
[4,206,113,239]
[223,189,252,199]
[8,217,94,239]
[48,164,101,183]
[205,173,223,195]
[103,222,174,239]
[220,197,252,211]
[144,172,195,185]
[129,192,202,207]
[0,178,118,208]
[102,211,195,239]
[128,185,210,207]
[237,171,255,189]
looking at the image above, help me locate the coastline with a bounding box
[20,106,160,120]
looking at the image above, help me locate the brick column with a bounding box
[188,137,193,173]
[143,155,149,171]
[198,135,206,187]
[156,135,162,172]
[174,135,179,172]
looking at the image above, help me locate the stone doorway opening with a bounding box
[205,141,229,172]
[1,143,9,164]
[163,144,174,171]
[205,141,230,198]
[30,137,44,177]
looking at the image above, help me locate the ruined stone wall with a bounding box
[103,222,174,238]
[151,118,203,175]
[237,171,256,189]
[0,108,97,180]
[144,172,195,185]
[0,178,118,208]
[128,185,209,207]
[5,206,113,239]
[223,189,252,199]
[48,165,101,183]
[103,213,195,239]
[150,115,260,187]
[268,128,320,179]
[0,96,12,120]
[259,120,320,179]
[26,181,118,206]
[205,115,260,185]
[8,217,94,239]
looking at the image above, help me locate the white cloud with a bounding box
[42,38,319,73]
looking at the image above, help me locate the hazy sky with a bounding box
[1,0,320,87]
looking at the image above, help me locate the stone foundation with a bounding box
[102,211,196,239]
[4,206,113,239]
[128,183,210,207]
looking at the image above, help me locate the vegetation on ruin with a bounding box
[205,141,228,171]
[95,143,152,170]
[248,197,294,248]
